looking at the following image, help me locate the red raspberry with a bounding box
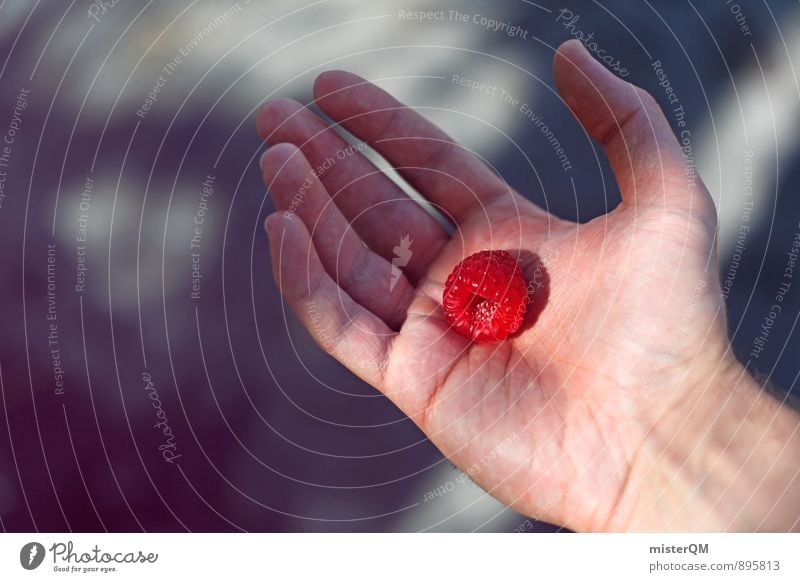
[442,250,527,343]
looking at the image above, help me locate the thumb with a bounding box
[554,39,710,213]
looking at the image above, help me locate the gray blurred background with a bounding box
[0,0,798,532]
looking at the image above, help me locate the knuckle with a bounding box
[635,87,660,112]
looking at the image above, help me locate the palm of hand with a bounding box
[259,41,727,531]
[386,187,723,530]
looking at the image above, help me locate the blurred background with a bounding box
[0,0,799,532]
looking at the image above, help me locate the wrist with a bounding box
[615,355,800,531]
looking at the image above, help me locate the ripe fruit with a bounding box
[442,250,527,343]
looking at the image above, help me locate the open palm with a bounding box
[257,41,733,531]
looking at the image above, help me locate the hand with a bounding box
[257,40,800,531]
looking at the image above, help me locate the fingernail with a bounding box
[259,150,268,170]
[565,38,586,52]
[264,213,278,236]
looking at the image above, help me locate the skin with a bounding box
[256,40,800,531]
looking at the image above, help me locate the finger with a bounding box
[553,39,714,214]
[265,212,392,388]
[313,71,522,223]
[261,143,415,330]
[256,98,447,281]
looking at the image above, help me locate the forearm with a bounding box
[620,358,800,531]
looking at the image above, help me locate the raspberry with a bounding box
[442,250,527,343]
